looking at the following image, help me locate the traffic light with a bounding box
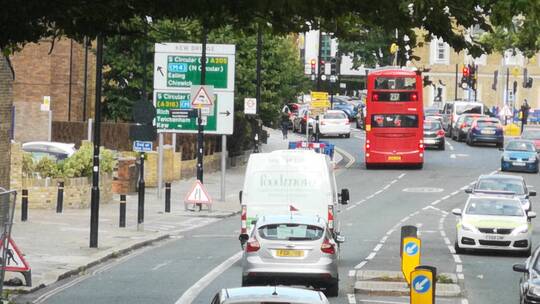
[310,59,316,75]
[319,60,325,76]
[460,66,470,88]
[469,64,477,90]
[523,68,534,88]
[330,57,337,75]
[492,70,498,91]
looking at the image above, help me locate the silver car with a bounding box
[241,215,341,297]
[466,174,536,211]
[211,286,330,304]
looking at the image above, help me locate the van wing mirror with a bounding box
[340,189,350,205]
[239,190,243,204]
[529,190,537,197]
[465,188,473,194]
[513,263,527,273]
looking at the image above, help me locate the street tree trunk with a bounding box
[0,56,13,189]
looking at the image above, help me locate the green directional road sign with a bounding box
[155,91,218,132]
[166,56,228,89]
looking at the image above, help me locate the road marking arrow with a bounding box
[157,66,164,76]
[414,277,429,291]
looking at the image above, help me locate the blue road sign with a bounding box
[404,241,419,256]
[133,140,153,152]
[412,275,431,294]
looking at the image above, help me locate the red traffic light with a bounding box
[310,59,316,65]
[462,67,470,77]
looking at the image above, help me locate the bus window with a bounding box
[374,77,416,90]
[372,114,418,128]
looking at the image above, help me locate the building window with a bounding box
[430,38,449,65]
[504,49,524,66]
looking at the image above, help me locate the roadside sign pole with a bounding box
[137,152,145,231]
[197,29,208,189]
[157,132,164,199]
[220,135,227,201]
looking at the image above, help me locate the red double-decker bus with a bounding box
[364,68,424,169]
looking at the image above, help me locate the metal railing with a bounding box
[0,188,17,299]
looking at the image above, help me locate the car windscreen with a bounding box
[374,76,416,90]
[423,121,441,131]
[476,120,500,128]
[372,114,418,128]
[476,179,525,195]
[506,141,536,152]
[258,223,324,241]
[522,129,540,140]
[324,113,346,119]
[465,198,524,216]
[456,104,482,115]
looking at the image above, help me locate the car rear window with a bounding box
[476,120,500,128]
[424,121,441,130]
[466,198,524,216]
[372,114,418,128]
[258,224,324,241]
[324,113,346,119]
[476,179,525,195]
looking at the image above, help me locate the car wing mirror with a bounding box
[513,263,528,273]
[452,208,462,216]
[465,188,473,194]
[528,211,537,219]
[529,190,537,197]
[336,235,346,244]
[239,233,249,248]
[340,189,350,205]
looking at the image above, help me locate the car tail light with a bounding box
[246,237,260,252]
[372,94,379,101]
[411,93,418,101]
[321,121,326,125]
[345,120,350,125]
[328,206,334,231]
[241,205,247,235]
[437,130,445,137]
[321,238,336,255]
[460,123,466,129]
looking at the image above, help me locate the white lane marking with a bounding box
[348,293,357,304]
[431,199,441,205]
[380,236,388,243]
[358,300,408,304]
[456,264,463,273]
[400,216,410,223]
[375,190,383,195]
[349,270,357,277]
[355,261,367,269]
[451,190,459,196]
[175,251,242,304]
[453,254,462,263]
[373,244,383,252]
[444,237,451,245]
[458,273,465,280]
[151,260,171,271]
[346,205,355,211]
[460,186,468,190]
[335,147,356,168]
[448,245,456,254]
[441,195,450,200]
[489,170,498,175]
[366,252,376,260]
[390,179,397,184]
[398,173,406,179]
[383,184,390,190]
[386,229,395,235]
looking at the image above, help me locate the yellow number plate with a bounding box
[388,155,402,161]
[276,249,304,257]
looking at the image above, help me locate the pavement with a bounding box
[6,128,309,294]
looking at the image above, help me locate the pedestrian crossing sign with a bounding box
[185,180,213,205]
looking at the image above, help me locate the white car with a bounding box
[22,141,76,161]
[452,194,536,256]
[212,286,330,304]
[318,110,351,138]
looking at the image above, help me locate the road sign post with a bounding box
[410,265,436,304]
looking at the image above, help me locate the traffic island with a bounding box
[354,270,462,297]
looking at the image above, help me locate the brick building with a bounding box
[410,34,540,110]
[0,56,13,189]
[10,38,96,142]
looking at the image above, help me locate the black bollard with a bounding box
[119,194,126,228]
[21,189,28,221]
[165,183,171,213]
[56,181,64,213]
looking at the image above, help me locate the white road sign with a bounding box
[244,98,257,115]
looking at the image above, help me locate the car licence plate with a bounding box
[424,139,436,144]
[390,93,400,101]
[481,130,495,135]
[513,162,526,166]
[388,155,401,161]
[484,235,504,241]
[276,249,304,257]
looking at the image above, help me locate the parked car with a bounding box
[521,125,540,152]
[465,117,504,147]
[452,194,535,255]
[292,108,315,133]
[319,110,351,138]
[501,140,539,173]
[423,119,445,150]
[513,247,540,304]
[466,174,536,211]
[211,286,330,304]
[451,114,486,142]
[22,141,76,161]
[241,215,342,297]
[424,106,441,118]
[331,96,357,121]
[441,101,485,138]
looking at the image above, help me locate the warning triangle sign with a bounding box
[184,180,213,204]
[1,237,30,272]
[191,86,214,107]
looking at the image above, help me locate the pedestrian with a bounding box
[280,112,290,140]
[521,99,531,133]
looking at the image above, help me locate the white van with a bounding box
[441,101,486,137]
[239,149,349,244]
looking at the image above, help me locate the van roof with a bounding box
[255,214,326,228]
[248,149,329,169]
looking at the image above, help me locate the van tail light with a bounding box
[321,238,336,255]
[437,130,445,137]
[241,205,247,235]
[246,237,260,252]
[328,206,334,231]
[411,93,418,101]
